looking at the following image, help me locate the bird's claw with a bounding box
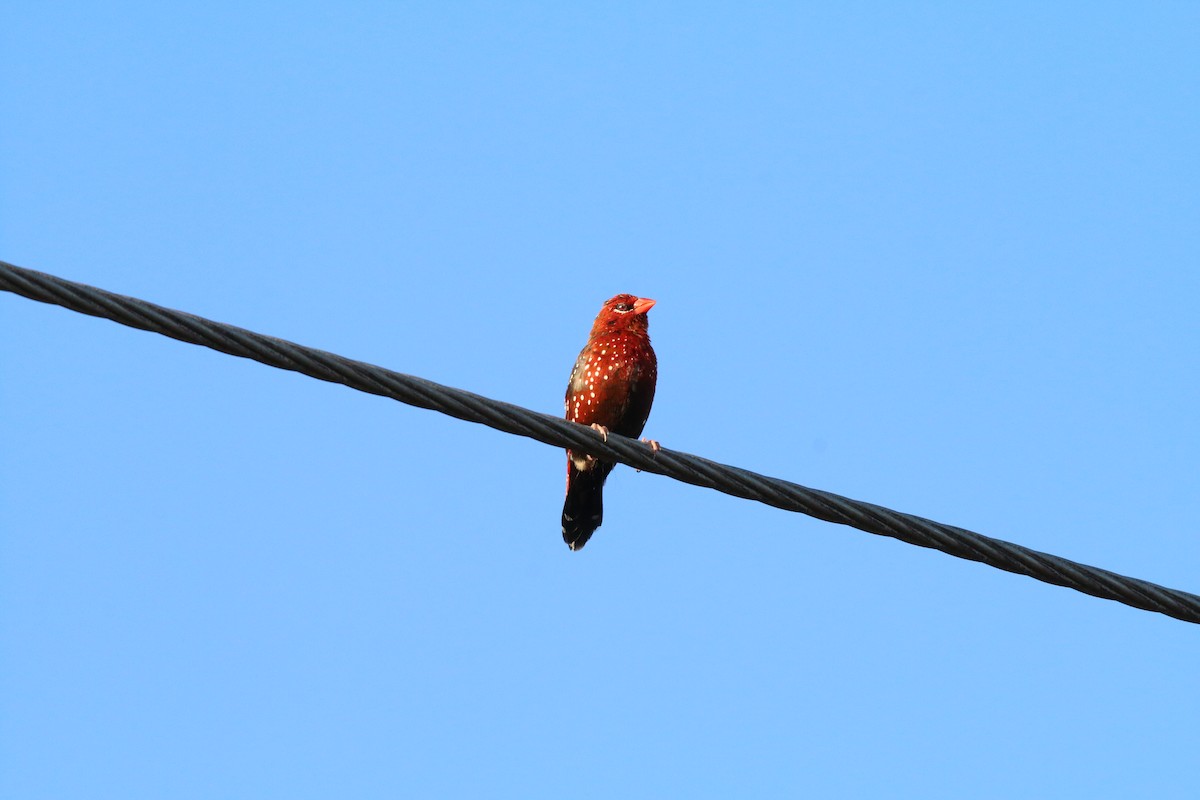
[590,423,609,443]
[635,438,661,472]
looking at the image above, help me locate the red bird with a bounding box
[562,293,659,550]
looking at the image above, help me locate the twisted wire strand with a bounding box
[3,258,1197,624]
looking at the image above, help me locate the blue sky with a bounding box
[2,4,1198,797]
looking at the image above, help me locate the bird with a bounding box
[562,293,659,550]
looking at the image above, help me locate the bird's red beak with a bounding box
[633,297,656,315]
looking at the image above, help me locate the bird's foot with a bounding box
[581,424,610,463]
[635,438,661,472]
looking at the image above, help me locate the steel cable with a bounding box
[3,259,1197,624]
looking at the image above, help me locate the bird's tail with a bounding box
[562,460,615,551]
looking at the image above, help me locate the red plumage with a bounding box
[562,293,658,550]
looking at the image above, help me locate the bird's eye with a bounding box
[614,302,633,312]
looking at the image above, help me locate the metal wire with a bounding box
[3,258,1198,624]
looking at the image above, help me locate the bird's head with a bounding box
[590,293,656,337]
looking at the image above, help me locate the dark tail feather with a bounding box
[562,461,614,551]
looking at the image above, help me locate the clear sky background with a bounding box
[2,4,1198,798]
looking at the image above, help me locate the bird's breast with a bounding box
[565,332,657,432]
